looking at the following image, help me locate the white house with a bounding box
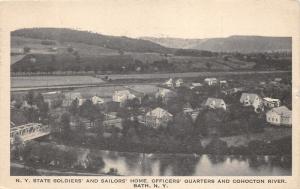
[274,78,282,82]
[263,97,281,108]
[240,93,263,112]
[189,82,203,89]
[91,95,105,105]
[204,98,226,110]
[204,78,218,86]
[145,107,173,128]
[221,87,244,95]
[112,90,136,104]
[266,106,292,126]
[163,78,174,88]
[175,78,184,87]
[219,80,228,88]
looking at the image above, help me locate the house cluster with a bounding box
[63,77,291,129]
[238,93,291,126]
[12,75,291,136]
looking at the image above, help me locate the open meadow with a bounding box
[11,76,104,88]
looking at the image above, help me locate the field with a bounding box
[11,36,263,74]
[72,84,160,98]
[101,70,290,80]
[11,36,119,56]
[11,76,104,88]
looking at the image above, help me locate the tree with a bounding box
[34,93,44,107]
[24,107,39,122]
[69,98,79,115]
[25,91,35,105]
[79,100,100,127]
[172,112,194,137]
[205,138,228,155]
[86,152,105,172]
[38,102,49,122]
[125,98,140,109]
[61,112,71,139]
[12,135,24,160]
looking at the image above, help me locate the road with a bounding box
[11,70,291,92]
[96,70,291,80]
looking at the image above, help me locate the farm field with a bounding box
[11,76,104,88]
[72,84,160,98]
[99,70,291,80]
[11,70,291,91]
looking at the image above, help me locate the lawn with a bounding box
[11,76,104,88]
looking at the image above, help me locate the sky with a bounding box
[1,0,299,39]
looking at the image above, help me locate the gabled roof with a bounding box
[91,95,105,102]
[114,90,131,95]
[240,93,260,103]
[164,78,174,85]
[146,107,173,118]
[176,78,183,83]
[191,82,203,87]
[204,78,217,81]
[205,98,226,107]
[268,106,291,117]
[157,88,177,97]
[263,97,280,102]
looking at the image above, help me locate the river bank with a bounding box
[11,141,291,176]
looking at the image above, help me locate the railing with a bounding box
[10,123,51,144]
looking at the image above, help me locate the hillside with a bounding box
[142,37,205,49]
[11,29,291,74]
[12,28,172,54]
[142,36,292,53]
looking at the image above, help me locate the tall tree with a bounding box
[61,112,71,138]
[25,91,35,105]
[69,98,79,115]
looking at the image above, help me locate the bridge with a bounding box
[10,123,51,144]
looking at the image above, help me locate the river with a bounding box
[92,150,291,176]
[11,145,291,176]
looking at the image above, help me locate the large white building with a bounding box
[175,78,184,87]
[91,95,105,105]
[163,78,174,88]
[112,90,136,104]
[263,97,281,108]
[240,93,263,112]
[145,107,173,128]
[204,98,226,110]
[204,78,218,86]
[266,106,292,126]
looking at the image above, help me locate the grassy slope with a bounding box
[11,36,258,72]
